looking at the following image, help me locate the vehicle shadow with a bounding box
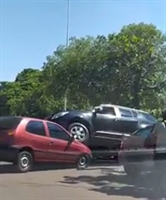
[60,165,166,200]
[0,163,76,174]
[0,159,117,174]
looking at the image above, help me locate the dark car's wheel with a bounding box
[69,122,90,143]
[16,151,33,173]
[123,164,141,176]
[77,154,91,170]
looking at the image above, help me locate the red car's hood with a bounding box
[72,139,91,154]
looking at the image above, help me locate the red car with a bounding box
[0,116,92,173]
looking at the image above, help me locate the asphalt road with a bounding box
[0,162,165,200]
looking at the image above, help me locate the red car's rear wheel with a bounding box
[16,151,33,173]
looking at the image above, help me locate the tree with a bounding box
[106,23,166,109]
[1,23,165,117]
[0,81,11,115]
[43,23,166,111]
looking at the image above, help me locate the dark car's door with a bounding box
[116,108,138,134]
[93,106,117,134]
[91,106,124,150]
[121,126,154,162]
[152,122,166,153]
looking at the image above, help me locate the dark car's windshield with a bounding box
[133,125,154,138]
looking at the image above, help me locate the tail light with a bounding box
[0,129,15,135]
[7,131,15,136]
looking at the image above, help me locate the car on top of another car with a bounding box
[46,104,157,158]
[0,116,92,173]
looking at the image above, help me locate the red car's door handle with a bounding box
[49,141,54,145]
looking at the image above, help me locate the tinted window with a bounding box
[0,116,22,130]
[26,121,46,136]
[134,126,152,138]
[99,107,115,115]
[138,112,157,122]
[47,122,70,141]
[119,108,132,117]
[132,110,138,117]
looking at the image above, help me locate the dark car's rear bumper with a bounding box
[0,145,19,162]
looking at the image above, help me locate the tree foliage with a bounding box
[0,23,166,118]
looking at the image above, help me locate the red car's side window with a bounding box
[46,122,70,141]
[26,120,46,137]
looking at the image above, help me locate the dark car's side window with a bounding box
[132,110,138,118]
[47,122,70,141]
[119,108,132,118]
[138,112,157,122]
[99,107,116,115]
[26,121,46,136]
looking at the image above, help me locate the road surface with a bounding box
[0,162,165,200]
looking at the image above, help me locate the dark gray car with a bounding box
[46,104,157,159]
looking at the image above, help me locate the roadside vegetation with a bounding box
[0,23,166,118]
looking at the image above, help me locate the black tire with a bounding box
[68,122,90,143]
[15,151,33,173]
[77,154,91,170]
[123,164,141,176]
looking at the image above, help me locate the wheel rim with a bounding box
[20,155,30,169]
[70,125,87,142]
[79,156,87,166]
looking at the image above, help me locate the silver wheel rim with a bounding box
[20,155,29,168]
[79,156,87,166]
[70,125,87,142]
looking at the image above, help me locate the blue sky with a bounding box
[0,0,166,81]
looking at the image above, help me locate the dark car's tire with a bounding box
[123,164,141,176]
[77,154,91,170]
[15,151,33,173]
[68,122,90,143]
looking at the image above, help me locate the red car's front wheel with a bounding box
[77,154,91,170]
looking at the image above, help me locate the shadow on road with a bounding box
[0,163,76,174]
[61,166,166,200]
[0,159,118,174]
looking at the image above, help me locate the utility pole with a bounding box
[64,0,70,111]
